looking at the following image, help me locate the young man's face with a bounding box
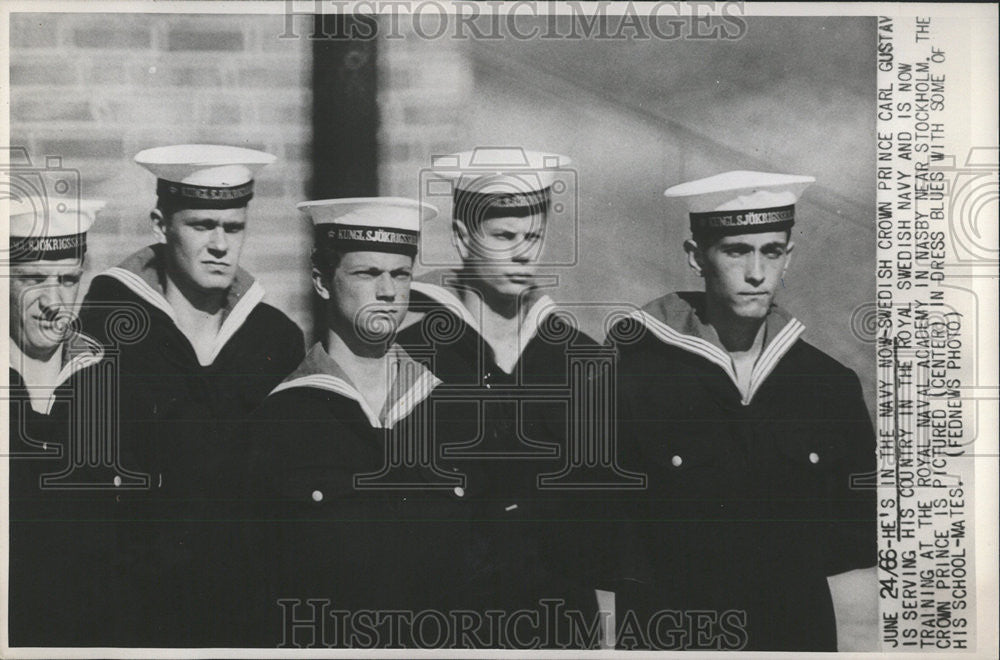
[319,251,414,341]
[695,230,794,321]
[156,207,248,293]
[9,258,84,359]
[456,213,546,299]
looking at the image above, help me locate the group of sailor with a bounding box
[6,144,876,650]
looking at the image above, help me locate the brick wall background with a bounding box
[9,12,315,331]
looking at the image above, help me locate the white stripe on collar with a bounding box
[627,309,804,406]
[270,368,442,430]
[10,332,105,415]
[102,267,265,366]
[410,280,558,364]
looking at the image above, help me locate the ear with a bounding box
[311,267,331,300]
[782,240,795,277]
[452,220,472,261]
[683,239,705,277]
[150,209,168,244]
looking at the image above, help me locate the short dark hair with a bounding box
[454,198,550,235]
[311,247,344,276]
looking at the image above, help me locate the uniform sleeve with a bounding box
[825,369,878,576]
[598,325,656,595]
[275,313,306,375]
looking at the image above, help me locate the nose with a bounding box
[37,282,69,316]
[207,227,228,254]
[745,253,765,287]
[511,236,536,264]
[374,273,397,301]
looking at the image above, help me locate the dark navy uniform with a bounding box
[77,245,305,646]
[396,274,604,647]
[241,342,472,648]
[7,332,119,647]
[606,292,877,651]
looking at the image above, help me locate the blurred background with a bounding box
[8,12,875,406]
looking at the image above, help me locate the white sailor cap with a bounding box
[664,170,815,234]
[297,197,438,257]
[431,148,571,222]
[134,144,276,210]
[8,195,105,262]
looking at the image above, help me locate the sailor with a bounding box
[7,195,112,645]
[395,148,602,647]
[606,171,877,651]
[77,144,305,645]
[241,197,456,647]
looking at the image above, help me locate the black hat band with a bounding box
[315,224,419,257]
[156,179,254,210]
[689,204,795,232]
[10,233,87,262]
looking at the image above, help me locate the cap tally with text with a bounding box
[298,197,438,258]
[135,144,276,210]
[664,170,815,235]
[431,148,571,223]
[8,196,105,262]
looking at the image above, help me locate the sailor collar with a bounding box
[101,245,265,366]
[628,291,804,406]
[10,331,105,415]
[270,342,442,430]
[408,276,558,367]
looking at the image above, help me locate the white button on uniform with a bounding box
[453,486,465,497]
[671,455,683,467]
[809,452,820,464]
[312,490,323,502]
[113,476,122,487]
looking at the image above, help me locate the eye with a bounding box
[392,270,412,281]
[224,224,245,234]
[763,245,786,258]
[59,274,82,287]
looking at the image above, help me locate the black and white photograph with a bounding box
[2,1,997,655]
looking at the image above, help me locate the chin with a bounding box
[357,315,400,341]
[487,279,533,299]
[730,301,772,320]
[21,335,61,356]
[193,273,236,291]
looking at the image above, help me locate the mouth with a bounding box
[739,292,769,298]
[504,273,534,283]
[32,314,69,332]
[202,261,230,269]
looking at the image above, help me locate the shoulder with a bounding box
[786,338,859,379]
[606,292,691,344]
[250,385,334,421]
[249,302,303,337]
[538,308,599,347]
[82,272,135,302]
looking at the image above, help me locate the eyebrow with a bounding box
[720,241,787,250]
[184,217,246,226]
